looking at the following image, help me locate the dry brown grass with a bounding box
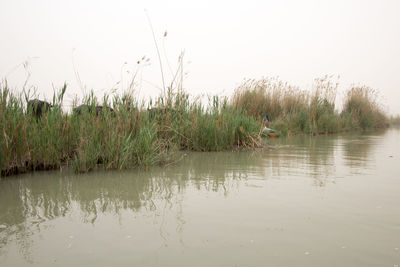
[232,76,387,135]
[341,86,389,129]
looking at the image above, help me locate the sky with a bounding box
[0,0,399,114]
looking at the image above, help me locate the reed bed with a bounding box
[0,75,391,177]
[0,86,261,176]
[233,76,388,135]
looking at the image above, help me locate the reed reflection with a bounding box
[0,153,257,249]
[167,151,263,193]
[340,131,384,172]
[263,135,339,186]
[0,133,383,234]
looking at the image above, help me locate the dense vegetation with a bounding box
[233,76,389,136]
[0,86,261,176]
[0,76,392,177]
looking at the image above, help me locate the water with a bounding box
[1,129,400,267]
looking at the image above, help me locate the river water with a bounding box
[1,129,400,266]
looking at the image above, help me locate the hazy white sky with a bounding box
[1,0,399,113]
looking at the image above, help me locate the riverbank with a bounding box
[1,77,392,177]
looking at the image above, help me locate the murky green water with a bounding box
[1,129,400,266]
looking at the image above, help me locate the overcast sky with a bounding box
[1,0,399,114]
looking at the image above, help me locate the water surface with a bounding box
[1,129,400,266]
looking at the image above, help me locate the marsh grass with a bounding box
[341,86,389,130]
[233,76,388,135]
[233,76,339,135]
[0,75,390,177]
[0,85,261,176]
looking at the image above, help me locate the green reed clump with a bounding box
[146,91,261,152]
[0,84,72,175]
[341,86,389,130]
[182,98,260,151]
[70,94,165,173]
[0,87,29,174]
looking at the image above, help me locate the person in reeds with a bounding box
[264,113,270,127]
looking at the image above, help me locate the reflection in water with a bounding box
[0,151,263,234]
[0,129,397,266]
[264,130,384,185]
[265,135,339,186]
[340,132,383,171]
